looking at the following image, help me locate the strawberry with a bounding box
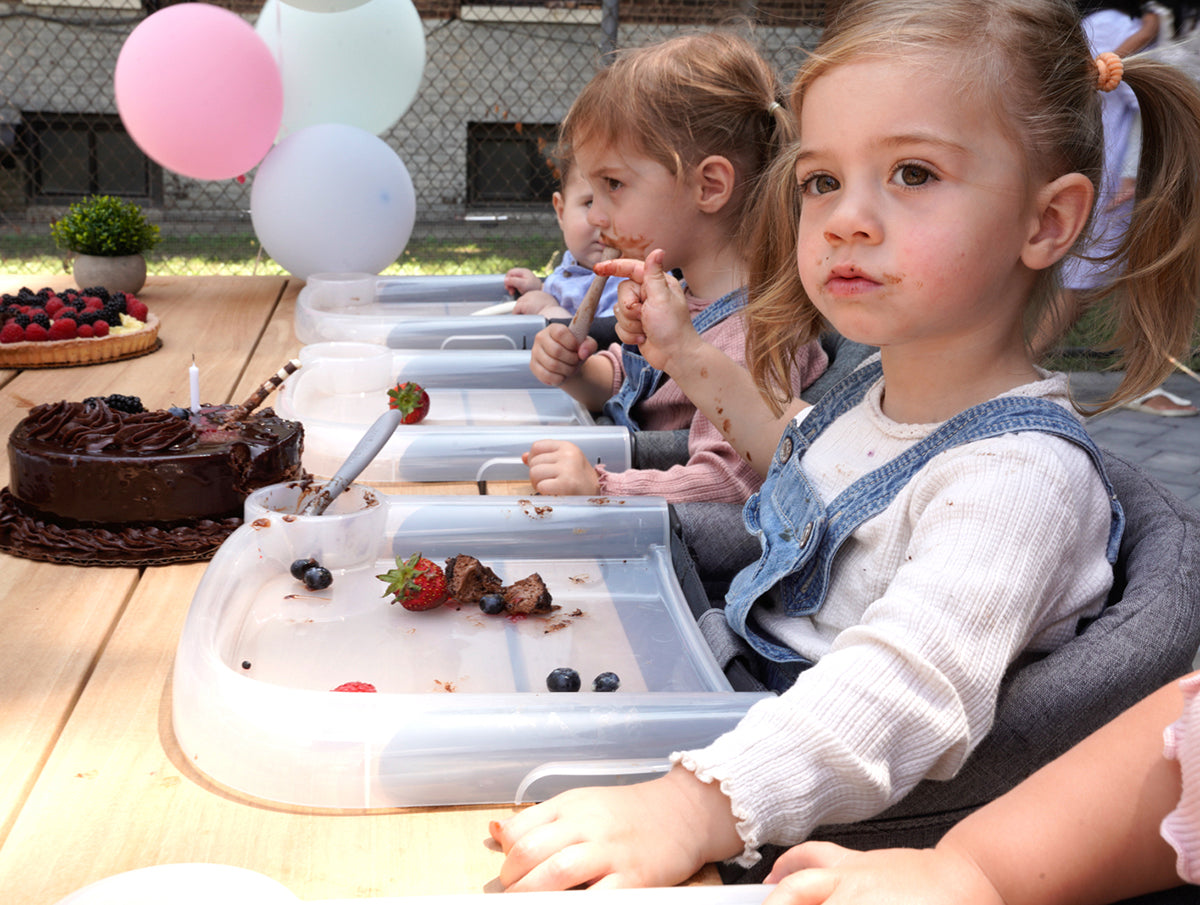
[377,552,447,611]
[48,318,78,340]
[331,681,377,693]
[0,322,24,344]
[386,381,430,424]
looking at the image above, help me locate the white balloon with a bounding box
[279,0,370,12]
[255,0,425,137]
[251,123,415,279]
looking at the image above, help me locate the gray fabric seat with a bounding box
[715,450,1200,903]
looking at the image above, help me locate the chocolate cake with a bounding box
[0,395,304,566]
[444,554,503,603]
[502,572,553,615]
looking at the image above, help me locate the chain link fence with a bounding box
[1,0,827,277]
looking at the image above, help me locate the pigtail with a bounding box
[1085,56,1200,410]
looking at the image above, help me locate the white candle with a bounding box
[189,358,201,413]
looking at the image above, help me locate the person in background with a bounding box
[490,0,1200,889]
[503,154,624,320]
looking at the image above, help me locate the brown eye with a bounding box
[894,164,932,187]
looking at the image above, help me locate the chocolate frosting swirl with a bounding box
[21,400,197,454]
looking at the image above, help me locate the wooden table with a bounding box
[0,275,717,903]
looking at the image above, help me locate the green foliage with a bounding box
[49,195,161,257]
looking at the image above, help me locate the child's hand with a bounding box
[512,290,561,315]
[522,440,600,495]
[599,249,699,374]
[761,841,1003,905]
[505,267,542,296]
[489,767,742,891]
[529,322,598,387]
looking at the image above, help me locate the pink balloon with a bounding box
[115,5,283,181]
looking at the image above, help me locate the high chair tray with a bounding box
[277,351,631,482]
[295,272,544,349]
[172,490,769,809]
[56,862,773,904]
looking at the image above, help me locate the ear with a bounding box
[1021,173,1094,271]
[692,155,737,214]
[551,190,566,225]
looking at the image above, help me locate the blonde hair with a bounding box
[745,0,1200,414]
[558,31,794,257]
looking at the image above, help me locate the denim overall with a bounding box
[602,288,747,430]
[723,359,1126,691]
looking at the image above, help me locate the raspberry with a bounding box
[331,682,377,693]
[0,323,24,343]
[77,324,94,338]
[48,319,77,340]
[126,298,149,321]
[44,296,63,315]
[23,323,49,341]
[91,320,109,337]
[83,296,103,311]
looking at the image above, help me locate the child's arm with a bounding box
[762,675,1188,905]
[599,250,806,477]
[513,290,570,317]
[489,765,744,891]
[528,322,616,412]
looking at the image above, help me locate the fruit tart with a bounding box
[0,285,160,368]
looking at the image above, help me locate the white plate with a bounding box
[55,863,298,905]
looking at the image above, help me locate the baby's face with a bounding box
[554,168,607,269]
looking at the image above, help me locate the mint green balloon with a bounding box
[256,0,425,137]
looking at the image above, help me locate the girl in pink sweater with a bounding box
[522,32,827,504]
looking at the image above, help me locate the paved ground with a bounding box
[1069,369,1200,510]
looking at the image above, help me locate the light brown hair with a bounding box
[745,0,1200,413]
[557,30,794,258]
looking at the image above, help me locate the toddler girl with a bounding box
[521,31,828,502]
[491,0,1200,890]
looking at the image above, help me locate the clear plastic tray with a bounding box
[172,485,768,809]
[299,341,545,390]
[278,345,631,483]
[295,272,546,349]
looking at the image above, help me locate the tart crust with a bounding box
[0,313,160,368]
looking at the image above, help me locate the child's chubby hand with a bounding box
[529,322,599,387]
[505,267,542,297]
[598,249,702,374]
[489,766,742,891]
[522,440,600,496]
[761,841,1003,905]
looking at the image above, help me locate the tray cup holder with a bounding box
[243,481,387,571]
[298,341,392,396]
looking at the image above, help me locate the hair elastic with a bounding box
[1095,52,1124,92]
[767,100,782,114]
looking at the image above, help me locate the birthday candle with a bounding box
[189,357,200,413]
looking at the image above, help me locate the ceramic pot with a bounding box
[71,253,147,294]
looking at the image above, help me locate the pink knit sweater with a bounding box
[593,293,828,503]
[1162,672,1200,883]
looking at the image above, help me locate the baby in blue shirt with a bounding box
[504,155,623,319]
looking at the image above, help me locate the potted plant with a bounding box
[50,194,161,294]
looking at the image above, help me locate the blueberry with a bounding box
[478,592,506,615]
[290,557,318,580]
[546,667,581,692]
[592,671,620,692]
[303,566,333,591]
[241,660,252,670]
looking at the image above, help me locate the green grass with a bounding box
[0,233,564,278]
